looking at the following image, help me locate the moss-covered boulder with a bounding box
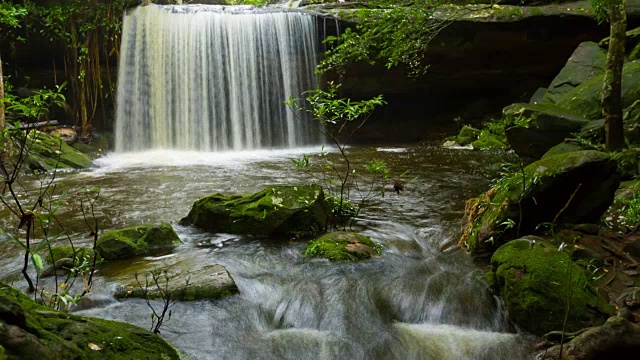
[602,180,640,231]
[39,246,102,278]
[503,103,589,158]
[24,131,93,171]
[490,238,612,336]
[471,132,508,150]
[114,264,238,301]
[180,184,328,239]
[0,283,179,359]
[305,231,380,261]
[556,60,640,120]
[541,141,585,159]
[542,41,607,104]
[612,149,640,180]
[460,151,620,258]
[624,100,640,144]
[96,222,181,260]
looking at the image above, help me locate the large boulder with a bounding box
[0,283,179,359]
[96,222,181,260]
[503,103,589,158]
[460,151,620,258]
[537,316,640,359]
[490,238,612,336]
[24,130,93,171]
[304,231,380,261]
[541,41,607,104]
[556,60,640,120]
[180,185,329,239]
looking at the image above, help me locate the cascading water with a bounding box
[114,4,320,152]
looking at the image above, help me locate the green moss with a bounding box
[541,142,585,158]
[43,246,101,265]
[557,60,640,120]
[0,283,179,359]
[472,130,508,150]
[96,222,181,260]
[305,231,380,261]
[25,131,93,171]
[491,239,612,335]
[612,149,640,180]
[456,125,480,145]
[180,185,329,239]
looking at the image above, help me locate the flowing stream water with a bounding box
[0,145,535,359]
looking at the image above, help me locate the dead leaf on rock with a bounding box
[88,343,102,351]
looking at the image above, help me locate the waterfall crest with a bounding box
[115,5,319,152]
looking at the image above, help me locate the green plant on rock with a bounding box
[135,269,183,335]
[286,82,390,227]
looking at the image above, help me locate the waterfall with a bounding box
[115,5,320,152]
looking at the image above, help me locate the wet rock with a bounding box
[24,131,93,171]
[460,151,620,257]
[556,60,640,120]
[305,231,380,261]
[96,222,181,260]
[490,238,612,336]
[47,127,77,145]
[40,258,75,278]
[0,283,180,359]
[180,184,328,239]
[503,103,589,159]
[114,264,238,301]
[536,316,640,360]
[541,41,607,104]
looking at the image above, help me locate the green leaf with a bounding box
[31,254,44,276]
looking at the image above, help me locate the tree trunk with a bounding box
[603,0,627,152]
[0,56,5,130]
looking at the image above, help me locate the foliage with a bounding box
[319,0,452,76]
[0,84,100,310]
[590,0,622,23]
[286,82,390,227]
[135,270,181,334]
[620,191,640,228]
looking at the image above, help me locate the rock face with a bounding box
[537,316,640,359]
[556,60,640,120]
[541,41,607,104]
[0,283,179,359]
[503,103,589,158]
[96,222,181,260]
[25,131,93,171]
[304,231,380,261]
[114,264,238,301]
[460,151,620,257]
[180,185,329,239]
[490,238,612,336]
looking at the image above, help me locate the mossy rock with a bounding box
[541,141,585,158]
[471,134,508,150]
[456,125,480,146]
[542,41,607,104]
[180,184,328,239]
[556,60,640,120]
[490,238,612,336]
[43,246,101,265]
[624,100,640,144]
[96,222,181,260]
[0,283,179,359]
[24,131,93,172]
[460,151,620,258]
[305,231,380,261]
[114,264,238,301]
[503,103,589,159]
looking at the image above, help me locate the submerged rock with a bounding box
[536,316,640,359]
[114,264,238,301]
[503,103,589,159]
[180,184,328,239]
[305,231,380,261]
[0,283,179,359]
[490,238,612,336]
[96,222,181,260]
[460,150,619,257]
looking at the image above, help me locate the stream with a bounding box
[0,143,535,359]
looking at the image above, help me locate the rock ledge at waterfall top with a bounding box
[180,184,329,239]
